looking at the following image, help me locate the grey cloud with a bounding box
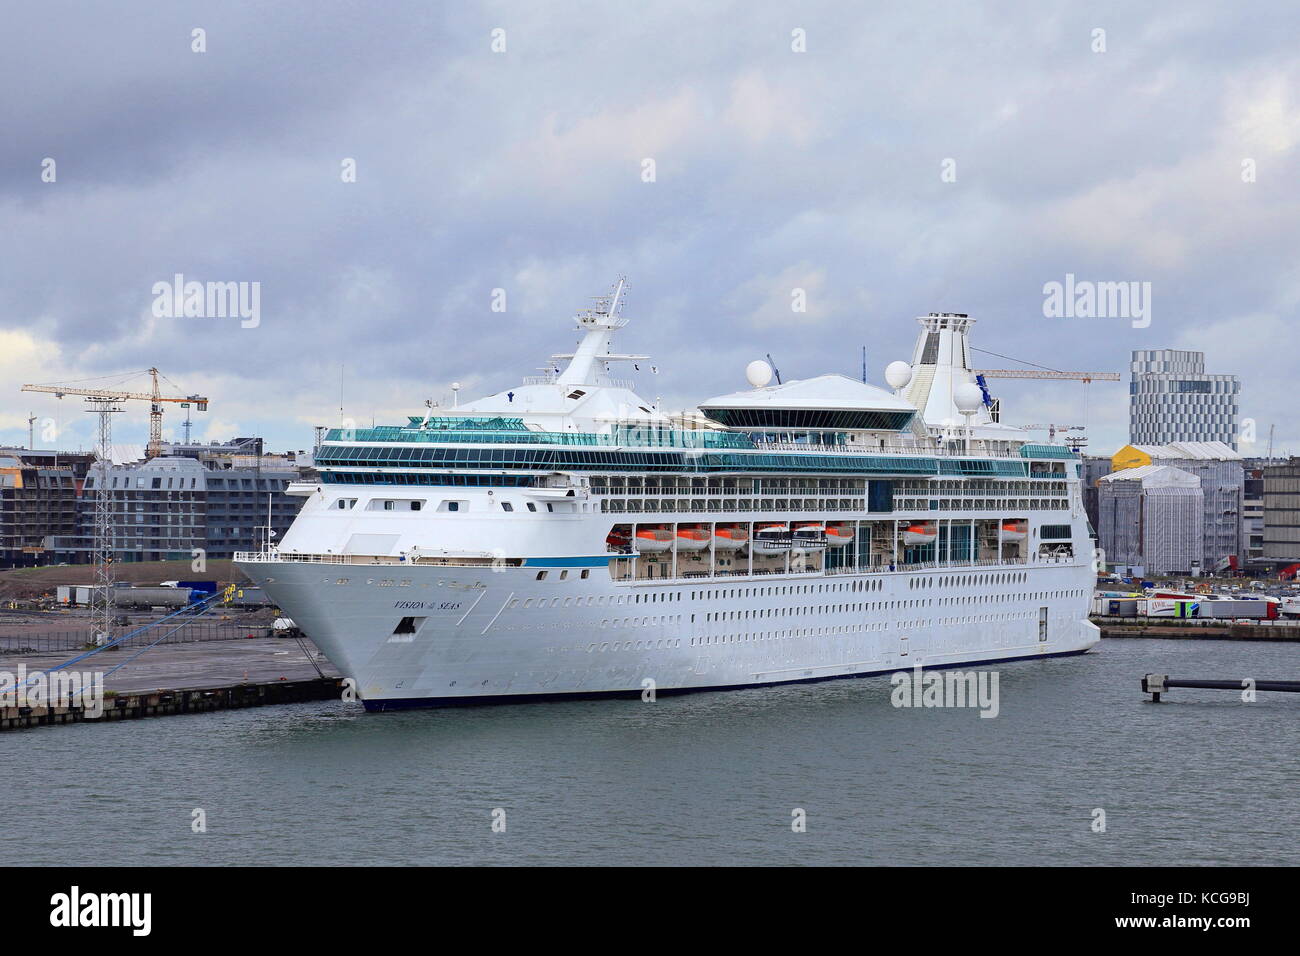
[2,0,1297,454]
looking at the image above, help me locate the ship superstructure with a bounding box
[237,284,1098,708]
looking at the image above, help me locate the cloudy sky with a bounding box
[3,0,1298,457]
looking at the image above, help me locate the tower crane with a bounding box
[21,368,208,459]
[973,369,1120,382]
[968,346,1120,437]
[20,369,208,645]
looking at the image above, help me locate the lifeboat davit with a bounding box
[825,522,855,546]
[902,522,937,546]
[792,521,827,550]
[712,524,749,550]
[675,526,711,551]
[752,522,791,553]
[1000,521,1028,542]
[634,526,674,552]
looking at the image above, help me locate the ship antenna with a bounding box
[608,277,625,317]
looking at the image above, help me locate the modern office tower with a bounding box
[1129,349,1239,450]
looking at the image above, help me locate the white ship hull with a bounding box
[240,556,1098,710]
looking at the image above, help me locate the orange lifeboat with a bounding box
[634,526,674,553]
[825,522,855,546]
[605,527,632,552]
[713,524,749,550]
[902,522,937,546]
[675,525,711,551]
[1000,520,1028,542]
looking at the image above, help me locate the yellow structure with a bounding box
[1111,444,1153,471]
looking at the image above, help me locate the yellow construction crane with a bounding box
[967,348,1121,429]
[21,368,208,459]
[970,344,1119,383]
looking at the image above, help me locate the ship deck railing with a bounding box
[751,439,1023,458]
[591,484,870,496]
[234,550,520,568]
[823,556,1032,575]
[592,484,1066,497]
[236,552,1065,575]
[600,499,1070,515]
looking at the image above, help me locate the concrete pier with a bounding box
[0,637,345,732]
[1,676,345,731]
[1094,617,1300,642]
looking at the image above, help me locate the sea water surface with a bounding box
[4,638,1297,866]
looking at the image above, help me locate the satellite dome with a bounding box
[953,382,984,414]
[884,361,913,389]
[745,360,774,388]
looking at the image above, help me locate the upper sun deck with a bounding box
[319,413,1077,461]
[315,283,1081,477]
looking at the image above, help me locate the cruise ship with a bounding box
[236,282,1099,709]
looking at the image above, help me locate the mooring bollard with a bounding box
[1142,673,1165,702]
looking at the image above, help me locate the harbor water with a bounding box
[5,638,1297,866]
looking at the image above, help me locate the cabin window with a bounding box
[501,502,513,512]
[393,616,425,635]
[411,501,422,511]
[527,503,537,512]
